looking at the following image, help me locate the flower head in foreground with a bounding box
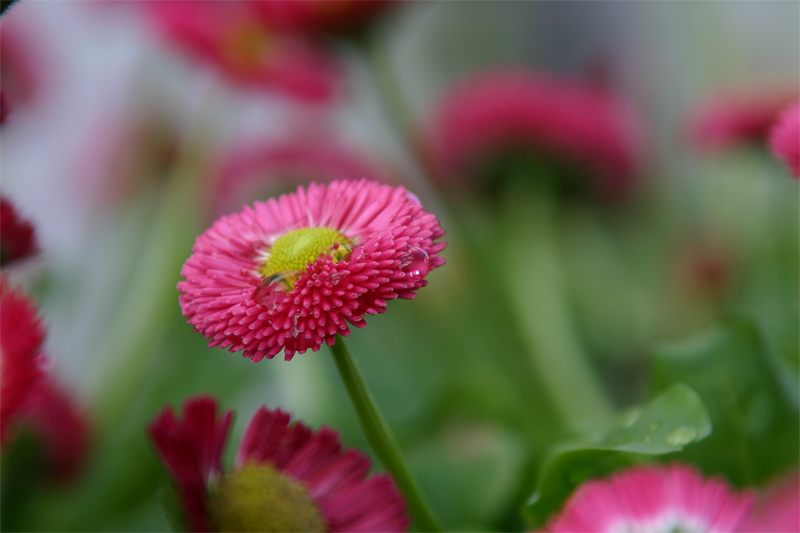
[0,278,45,446]
[148,396,408,532]
[430,69,644,200]
[1,197,38,266]
[689,88,797,151]
[769,103,800,179]
[542,463,754,532]
[148,1,338,102]
[179,179,446,361]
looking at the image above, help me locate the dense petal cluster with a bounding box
[148,1,338,102]
[542,463,754,533]
[430,69,644,199]
[690,88,797,151]
[769,103,800,178]
[0,278,45,446]
[1,197,38,266]
[211,140,392,219]
[179,179,446,361]
[148,396,408,532]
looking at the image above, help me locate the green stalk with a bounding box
[329,336,443,532]
[502,183,615,431]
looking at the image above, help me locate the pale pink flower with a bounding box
[178,179,446,361]
[148,396,409,532]
[769,103,800,179]
[429,69,644,199]
[689,88,797,151]
[210,140,393,219]
[148,1,339,102]
[743,470,800,533]
[542,463,754,533]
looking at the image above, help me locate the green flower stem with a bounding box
[329,335,443,532]
[502,184,615,431]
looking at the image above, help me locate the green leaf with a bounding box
[652,313,799,486]
[523,384,711,528]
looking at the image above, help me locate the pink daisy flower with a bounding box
[542,463,754,533]
[429,69,644,199]
[769,103,800,179]
[210,140,393,219]
[0,278,45,447]
[689,88,797,151]
[1,196,38,266]
[743,470,800,533]
[147,1,339,103]
[17,376,91,482]
[148,395,409,532]
[178,179,446,361]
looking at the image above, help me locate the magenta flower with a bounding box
[210,140,393,219]
[17,377,91,482]
[689,88,797,151]
[743,470,799,533]
[429,69,644,199]
[253,0,394,35]
[0,278,44,447]
[769,103,800,178]
[1,197,37,266]
[542,463,754,532]
[179,179,446,361]
[148,396,409,532]
[148,1,339,102]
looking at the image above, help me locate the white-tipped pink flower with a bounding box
[542,463,754,533]
[178,179,446,361]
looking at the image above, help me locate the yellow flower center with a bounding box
[209,463,326,532]
[260,227,353,278]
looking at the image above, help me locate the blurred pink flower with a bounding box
[178,179,446,361]
[210,140,394,218]
[769,103,800,178]
[0,10,50,120]
[0,279,45,447]
[1,197,38,266]
[148,1,339,102]
[541,463,754,532]
[253,0,395,35]
[429,69,644,199]
[148,396,409,532]
[18,377,91,483]
[742,470,800,533]
[689,88,797,151]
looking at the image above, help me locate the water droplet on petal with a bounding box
[325,242,355,263]
[666,427,698,447]
[291,314,300,338]
[252,271,299,308]
[328,271,346,286]
[399,246,430,281]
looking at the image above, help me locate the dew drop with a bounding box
[291,314,300,338]
[642,436,652,443]
[328,272,346,286]
[399,246,430,281]
[665,427,698,447]
[253,271,299,308]
[622,408,642,428]
[648,422,660,431]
